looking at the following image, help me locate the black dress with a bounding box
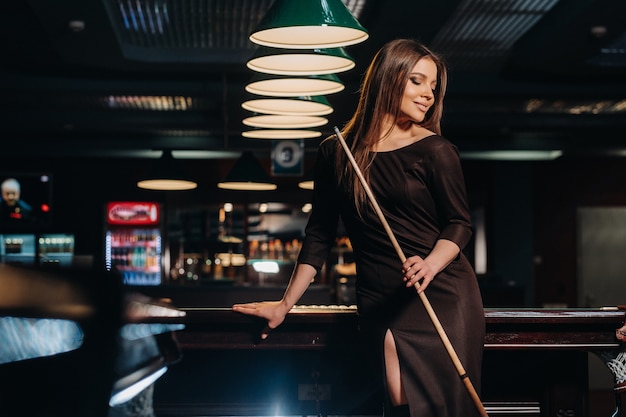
[298,135,485,417]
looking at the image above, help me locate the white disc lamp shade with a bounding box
[137,178,198,191]
[241,95,333,116]
[245,73,344,97]
[298,180,314,190]
[137,150,198,191]
[298,169,315,190]
[249,0,369,49]
[247,47,355,76]
[242,129,322,140]
[217,151,278,191]
[242,114,328,129]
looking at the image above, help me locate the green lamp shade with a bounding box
[245,73,344,97]
[250,0,369,49]
[217,151,277,191]
[247,47,355,75]
[241,95,333,116]
[243,114,328,129]
[242,129,322,140]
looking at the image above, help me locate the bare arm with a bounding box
[231,263,318,339]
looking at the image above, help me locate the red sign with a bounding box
[106,202,160,225]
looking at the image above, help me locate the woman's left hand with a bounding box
[401,255,435,293]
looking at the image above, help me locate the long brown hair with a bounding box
[334,39,448,213]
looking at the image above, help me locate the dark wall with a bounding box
[463,155,626,308]
[532,156,626,307]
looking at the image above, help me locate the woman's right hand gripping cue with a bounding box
[232,301,290,340]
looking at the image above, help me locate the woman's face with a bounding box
[399,56,437,124]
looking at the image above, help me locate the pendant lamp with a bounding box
[245,73,344,97]
[241,95,333,116]
[298,179,314,190]
[298,169,315,190]
[241,96,334,116]
[217,151,277,191]
[243,114,328,129]
[137,150,198,191]
[298,180,314,190]
[242,129,322,140]
[247,47,355,76]
[249,0,369,49]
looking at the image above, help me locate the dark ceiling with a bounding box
[1,0,626,160]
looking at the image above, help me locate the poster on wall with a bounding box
[271,139,303,176]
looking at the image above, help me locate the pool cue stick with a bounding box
[333,126,488,417]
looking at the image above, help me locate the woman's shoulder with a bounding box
[421,135,463,169]
[384,134,455,155]
[391,135,461,169]
[418,134,458,153]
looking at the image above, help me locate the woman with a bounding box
[232,38,485,417]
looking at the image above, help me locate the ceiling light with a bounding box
[137,150,198,191]
[298,180,314,190]
[242,129,322,140]
[243,115,328,129]
[250,0,368,49]
[137,178,198,191]
[247,47,355,75]
[217,151,278,191]
[105,95,192,111]
[298,169,314,190]
[459,150,563,161]
[242,95,333,116]
[245,73,344,97]
[171,150,240,159]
